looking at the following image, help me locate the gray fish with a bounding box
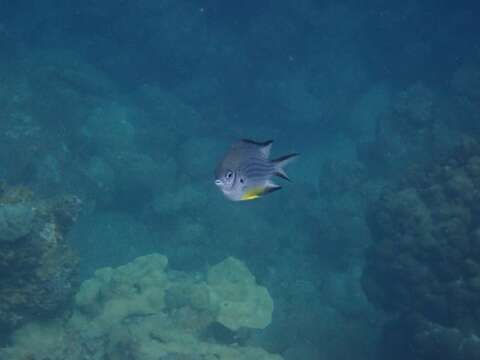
[214,139,299,201]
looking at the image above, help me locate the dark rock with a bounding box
[363,138,480,358]
[0,184,80,338]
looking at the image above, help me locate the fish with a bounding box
[214,139,299,201]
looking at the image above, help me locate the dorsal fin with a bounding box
[241,139,273,158]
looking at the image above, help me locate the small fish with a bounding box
[214,139,299,201]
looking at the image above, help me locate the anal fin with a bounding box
[240,183,282,201]
[264,181,282,195]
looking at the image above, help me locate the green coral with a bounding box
[208,257,274,331]
[1,253,281,360]
[71,254,169,335]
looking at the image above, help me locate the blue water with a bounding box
[0,1,479,359]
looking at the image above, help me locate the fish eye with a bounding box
[226,171,233,179]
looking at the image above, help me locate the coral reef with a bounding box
[0,183,81,337]
[379,315,480,360]
[1,253,281,360]
[5,3,475,359]
[0,203,34,241]
[362,137,480,359]
[356,82,440,180]
[393,82,436,129]
[450,61,480,133]
[0,51,113,190]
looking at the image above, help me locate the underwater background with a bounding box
[1,1,480,359]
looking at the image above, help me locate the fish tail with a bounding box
[272,153,300,181]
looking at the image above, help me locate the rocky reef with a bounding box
[1,253,282,360]
[0,183,81,338]
[362,137,480,359]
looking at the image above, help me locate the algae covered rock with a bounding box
[1,253,281,360]
[0,184,81,336]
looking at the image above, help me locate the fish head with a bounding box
[215,165,235,187]
[214,167,247,201]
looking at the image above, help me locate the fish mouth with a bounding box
[214,179,223,187]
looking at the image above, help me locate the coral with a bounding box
[393,82,435,127]
[362,136,480,358]
[207,257,274,331]
[0,52,112,188]
[392,84,437,148]
[1,253,282,360]
[450,61,480,133]
[71,254,170,335]
[0,203,34,242]
[378,315,480,360]
[82,102,136,152]
[0,184,81,337]
[356,82,444,179]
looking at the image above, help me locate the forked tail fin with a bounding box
[272,153,300,181]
